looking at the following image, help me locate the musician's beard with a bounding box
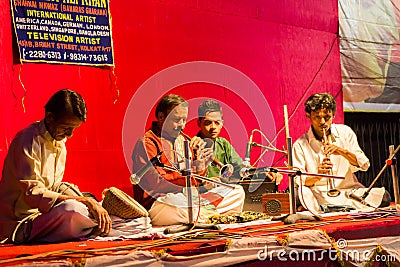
[311,126,324,141]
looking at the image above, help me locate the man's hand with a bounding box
[318,156,333,174]
[193,147,213,172]
[77,196,112,237]
[304,176,322,187]
[56,194,112,237]
[324,143,359,167]
[303,156,333,187]
[266,172,283,185]
[202,177,221,190]
[189,136,206,151]
[190,136,214,171]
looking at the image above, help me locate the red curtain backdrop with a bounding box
[0,0,342,198]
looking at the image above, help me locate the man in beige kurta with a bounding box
[0,89,111,243]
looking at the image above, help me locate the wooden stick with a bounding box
[283,105,289,139]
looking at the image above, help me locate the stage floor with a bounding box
[0,209,399,266]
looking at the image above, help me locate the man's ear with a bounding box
[45,112,55,124]
[306,113,311,120]
[157,111,165,122]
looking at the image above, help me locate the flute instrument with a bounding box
[322,127,340,197]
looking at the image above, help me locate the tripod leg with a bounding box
[164,223,220,234]
[164,223,193,234]
[389,145,399,205]
[271,213,321,224]
[193,223,220,230]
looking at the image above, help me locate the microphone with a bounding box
[212,156,234,179]
[130,151,163,185]
[202,138,233,179]
[202,138,214,163]
[203,138,214,149]
[240,166,277,178]
[243,131,254,167]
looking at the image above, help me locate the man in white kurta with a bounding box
[0,89,111,243]
[292,93,388,213]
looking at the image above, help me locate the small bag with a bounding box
[102,187,148,219]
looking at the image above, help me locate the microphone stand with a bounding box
[164,140,225,234]
[270,167,344,223]
[353,144,400,204]
[241,164,344,223]
[159,164,236,189]
[272,168,345,180]
[390,145,399,205]
[132,147,237,233]
[283,105,297,215]
[251,142,287,155]
[286,137,296,215]
[274,105,321,223]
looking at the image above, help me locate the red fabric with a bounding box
[201,191,224,207]
[224,216,400,241]
[0,0,341,198]
[132,124,207,209]
[0,239,227,266]
[0,215,398,266]
[322,216,400,240]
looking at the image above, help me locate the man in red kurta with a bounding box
[132,94,244,225]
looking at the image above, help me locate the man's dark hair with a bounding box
[305,93,336,114]
[155,94,188,118]
[45,89,87,122]
[198,100,223,118]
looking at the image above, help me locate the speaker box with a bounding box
[262,193,290,216]
[240,181,276,212]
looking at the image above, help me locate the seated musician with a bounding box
[292,93,391,212]
[131,94,245,226]
[0,89,112,244]
[196,99,283,185]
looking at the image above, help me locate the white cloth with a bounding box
[0,120,67,240]
[0,120,130,243]
[90,216,152,241]
[30,203,153,243]
[292,124,382,212]
[28,199,98,243]
[298,186,386,212]
[293,124,370,189]
[85,234,400,267]
[149,185,245,226]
